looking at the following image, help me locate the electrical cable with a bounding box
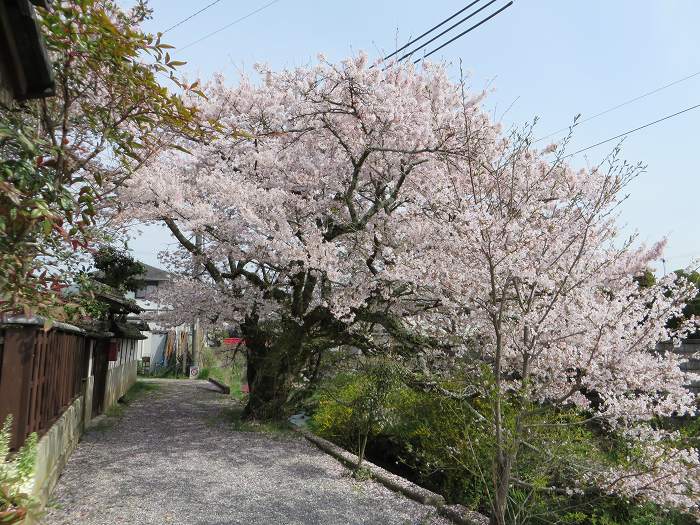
[414,1,513,63]
[563,102,700,158]
[383,0,482,61]
[162,0,225,34]
[396,0,499,63]
[535,69,700,143]
[180,0,282,51]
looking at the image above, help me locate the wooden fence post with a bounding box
[0,326,36,449]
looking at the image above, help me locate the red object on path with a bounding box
[222,337,245,345]
[241,383,250,394]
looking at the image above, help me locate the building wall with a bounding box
[104,339,138,409]
[136,331,168,372]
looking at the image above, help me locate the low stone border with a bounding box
[207,378,230,394]
[292,426,489,525]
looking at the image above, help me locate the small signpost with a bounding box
[189,366,200,379]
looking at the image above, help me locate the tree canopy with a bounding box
[0,0,207,318]
[117,55,700,522]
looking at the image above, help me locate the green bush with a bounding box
[0,417,39,524]
[311,370,696,524]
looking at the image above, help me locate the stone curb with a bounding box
[292,426,489,525]
[207,377,230,394]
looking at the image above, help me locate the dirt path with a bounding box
[45,379,448,525]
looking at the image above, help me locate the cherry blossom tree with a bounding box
[119,55,473,419]
[388,128,700,522]
[119,54,699,521]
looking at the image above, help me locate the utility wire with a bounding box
[383,1,482,61]
[563,102,700,158]
[180,0,282,51]
[536,69,700,143]
[396,0,499,63]
[414,1,513,63]
[162,0,225,34]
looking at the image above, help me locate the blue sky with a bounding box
[126,1,700,274]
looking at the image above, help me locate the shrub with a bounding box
[311,370,697,524]
[0,417,39,524]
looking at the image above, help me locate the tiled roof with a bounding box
[140,263,172,282]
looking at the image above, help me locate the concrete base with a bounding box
[29,396,84,521]
[23,367,134,524]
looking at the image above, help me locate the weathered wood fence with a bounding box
[0,322,89,449]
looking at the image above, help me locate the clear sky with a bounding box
[124,0,700,274]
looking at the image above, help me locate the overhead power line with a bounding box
[162,0,225,34]
[180,0,282,51]
[564,102,700,158]
[536,69,700,143]
[413,1,513,63]
[396,0,499,63]
[382,0,482,62]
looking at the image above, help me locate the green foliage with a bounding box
[0,417,39,524]
[554,497,695,525]
[196,367,211,380]
[92,246,145,292]
[60,273,111,322]
[208,361,247,401]
[0,124,81,317]
[311,370,696,524]
[634,269,657,288]
[0,0,210,318]
[312,359,404,469]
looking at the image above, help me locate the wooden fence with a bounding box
[0,323,89,449]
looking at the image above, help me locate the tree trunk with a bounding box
[490,453,512,525]
[240,317,309,421]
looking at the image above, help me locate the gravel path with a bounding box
[45,379,449,525]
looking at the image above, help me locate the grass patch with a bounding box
[87,416,116,434]
[206,363,247,401]
[87,380,160,435]
[103,380,160,419]
[218,406,291,435]
[122,380,160,403]
[104,403,124,418]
